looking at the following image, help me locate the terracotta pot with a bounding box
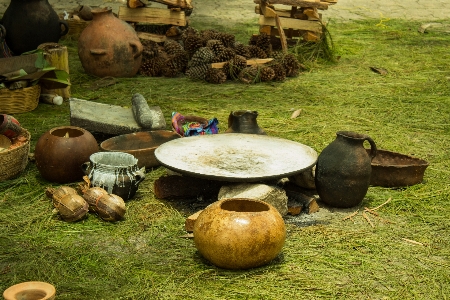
[34,126,99,183]
[1,0,68,54]
[193,198,286,269]
[315,131,377,208]
[0,114,21,139]
[100,130,181,169]
[82,152,145,200]
[3,281,55,300]
[78,7,143,77]
[225,110,266,135]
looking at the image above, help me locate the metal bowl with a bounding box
[367,149,429,187]
[100,131,181,169]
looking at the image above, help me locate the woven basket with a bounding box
[62,19,90,40]
[0,129,30,181]
[0,85,41,114]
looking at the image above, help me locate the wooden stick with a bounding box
[371,197,392,211]
[364,207,379,216]
[275,14,288,53]
[343,210,359,220]
[211,58,273,69]
[254,0,329,10]
[362,211,375,228]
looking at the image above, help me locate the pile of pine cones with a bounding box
[139,27,304,84]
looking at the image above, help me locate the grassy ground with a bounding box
[1,17,450,299]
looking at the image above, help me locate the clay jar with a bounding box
[78,7,143,77]
[225,110,266,135]
[35,126,98,183]
[82,152,145,200]
[1,0,68,54]
[315,131,377,208]
[194,198,286,269]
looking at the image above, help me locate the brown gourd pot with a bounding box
[78,7,143,77]
[34,126,98,183]
[225,110,266,135]
[193,198,286,270]
[315,131,377,208]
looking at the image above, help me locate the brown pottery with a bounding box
[3,281,55,300]
[193,198,286,269]
[78,7,143,77]
[82,152,145,200]
[0,0,68,55]
[225,110,266,135]
[34,126,99,183]
[315,131,377,208]
[100,131,181,169]
[366,149,429,187]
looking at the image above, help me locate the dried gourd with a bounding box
[54,194,89,222]
[81,186,108,212]
[45,186,78,207]
[95,193,126,222]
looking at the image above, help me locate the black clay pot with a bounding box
[1,0,69,55]
[315,131,377,208]
[225,110,266,135]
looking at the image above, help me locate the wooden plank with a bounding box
[150,0,192,9]
[259,25,273,35]
[259,15,322,33]
[275,15,288,53]
[254,0,329,10]
[211,58,274,69]
[261,26,303,37]
[260,2,278,18]
[118,6,186,26]
[303,7,321,20]
[136,31,167,42]
[303,31,320,41]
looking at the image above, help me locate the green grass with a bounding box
[1,17,450,299]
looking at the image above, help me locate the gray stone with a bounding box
[69,98,166,135]
[218,183,288,216]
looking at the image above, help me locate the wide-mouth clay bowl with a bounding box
[3,281,56,300]
[100,130,181,169]
[367,149,429,187]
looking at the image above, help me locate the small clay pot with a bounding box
[34,126,99,183]
[194,198,286,269]
[225,110,266,135]
[3,281,55,300]
[82,152,145,200]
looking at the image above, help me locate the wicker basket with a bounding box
[62,19,91,40]
[0,129,30,181]
[0,85,41,114]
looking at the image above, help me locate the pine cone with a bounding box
[206,39,226,57]
[140,39,160,60]
[260,66,275,82]
[255,33,272,56]
[248,45,267,59]
[222,55,247,79]
[189,47,216,68]
[186,64,211,81]
[213,47,236,63]
[282,53,302,77]
[270,62,287,81]
[233,42,251,59]
[139,56,166,77]
[169,51,189,72]
[164,40,184,56]
[218,32,236,48]
[238,66,261,84]
[183,34,205,54]
[205,68,227,84]
[200,29,221,42]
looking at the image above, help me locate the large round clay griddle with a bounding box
[155,133,318,182]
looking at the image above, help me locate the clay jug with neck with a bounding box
[225,110,266,135]
[1,0,68,55]
[78,7,143,77]
[315,131,377,208]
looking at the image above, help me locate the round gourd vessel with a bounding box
[34,126,98,183]
[3,281,55,300]
[193,198,286,269]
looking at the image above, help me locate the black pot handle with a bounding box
[59,20,69,37]
[364,136,377,159]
